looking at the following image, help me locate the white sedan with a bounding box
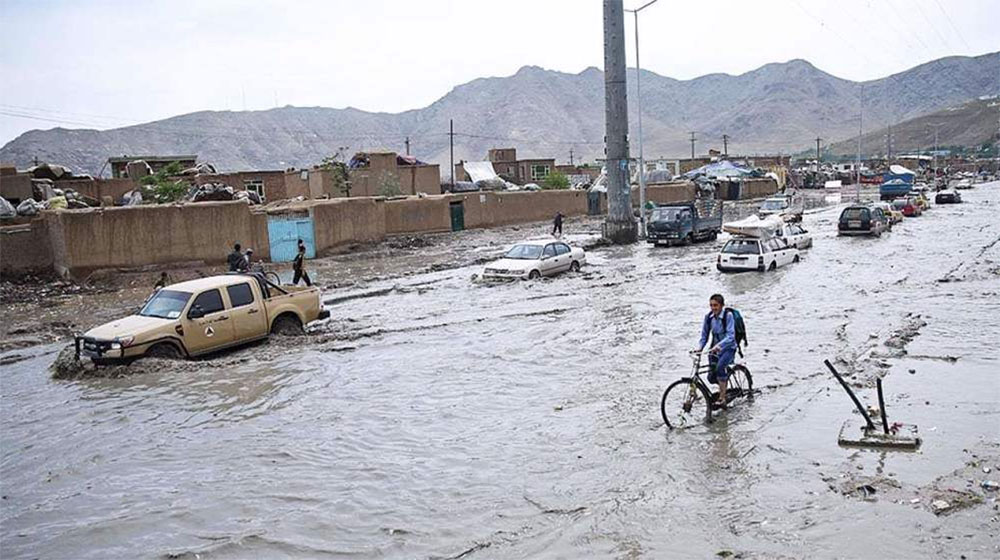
[482,241,586,280]
[717,236,800,272]
[774,222,813,249]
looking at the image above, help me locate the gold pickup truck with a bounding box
[75,273,329,364]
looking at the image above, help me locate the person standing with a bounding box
[292,239,312,286]
[552,211,564,237]
[227,243,245,272]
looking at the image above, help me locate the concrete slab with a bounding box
[838,418,921,450]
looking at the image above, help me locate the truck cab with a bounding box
[646,200,723,246]
[76,273,328,364]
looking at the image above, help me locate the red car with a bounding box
[892,198,922,217]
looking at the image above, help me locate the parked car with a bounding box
[481,240,586,280]
[874,202,903,226]
[758,194,803,222]
[935,189,962,204]
[892,197,922,217]
[952,178,974,190]
[773,222,813,249]
[907,191,930,211]
[717,236,800,272]
[76,273,328,364]
[838,204,890,237]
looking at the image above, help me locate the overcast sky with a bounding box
[1,0,997,145]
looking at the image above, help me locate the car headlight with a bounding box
[115,336,135,348]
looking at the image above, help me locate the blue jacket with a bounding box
[700,310,736,352]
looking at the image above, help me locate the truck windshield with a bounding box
[722,239,761,255]
[504,244,543,260]
[651,208,688,222]
[139,290,192,319]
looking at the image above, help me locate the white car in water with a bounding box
[774,222,813,249]
[482,240,586,280]
[717,236,800,272]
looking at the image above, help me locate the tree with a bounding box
[138,161,188,203]
[377,171,402,197]
[321,148,352,197]
[542,171,570,190]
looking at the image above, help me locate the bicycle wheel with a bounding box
[726,365,754,402]
[265,271,281,286]
[661,378,713,429]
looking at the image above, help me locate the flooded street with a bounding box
[2,185,999,558]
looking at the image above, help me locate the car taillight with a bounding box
[757,256,763,266]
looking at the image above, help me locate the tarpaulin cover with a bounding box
[889,165,916,176]
[463,161,500,183]
[683,160,753,179]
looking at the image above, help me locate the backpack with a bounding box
[718,307,748,356]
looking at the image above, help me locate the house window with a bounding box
[244,179,265,200]
[531,165,550,181]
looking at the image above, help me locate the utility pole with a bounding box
[887,122,893,161]
[689,131,696,159]
[722,134,730,157]
[602,0,636,243]
[626,0,658,240]
[405,136,410,156]
[449,120,455,190]
[857,84,863,201]
[569,148,575,166]
[815,137,822,173]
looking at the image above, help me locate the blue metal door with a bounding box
[267,215,315,262]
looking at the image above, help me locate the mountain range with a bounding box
[1,52,997,176]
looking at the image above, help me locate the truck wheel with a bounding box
[570,261,580,272]
[768,261,777,271]
[709,231,718,240]
[793,255,800,263]
[146,342,182,360]
[684,234,693,246]
[271,314,304,336]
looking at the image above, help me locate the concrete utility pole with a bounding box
[722,134,730,157]
[689,131,697,159]
[626,0,658,240]
[602,0,636,243]
[857,84,863,201]
[449,120,455,190]
[405,136,410,156]
[815,137,822,173]
[887,122,893,161]
[570,148,575,166]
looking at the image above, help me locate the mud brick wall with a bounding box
[46,201,263,275]
[385,196,450,234]
[0,220,54,275]
[309,197,387,252]
[57,178,137,202]
[741,178,780,199]
[637,184,697,206]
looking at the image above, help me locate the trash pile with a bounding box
[188,182,261,204]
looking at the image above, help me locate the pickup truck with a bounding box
[75,273,329,364]
[646,200,723,245]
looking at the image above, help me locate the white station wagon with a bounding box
[717,236,800,272]
[482,241,587,280]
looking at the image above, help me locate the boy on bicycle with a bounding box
[695,294,736,410]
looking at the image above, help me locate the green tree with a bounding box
[542,171,570,190]
[377,171,403,197]
[139,161,188,203]
[321,151,351,197]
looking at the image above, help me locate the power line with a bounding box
[932,0,972,51]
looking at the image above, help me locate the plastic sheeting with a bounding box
[462,161,499,183]
[889,164,915,176]
[684,160,753,179]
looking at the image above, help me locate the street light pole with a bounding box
[626,0,658,239]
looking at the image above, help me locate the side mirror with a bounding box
[188,305,205,319]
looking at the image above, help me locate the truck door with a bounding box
[226,282,268,342]
[183,288,236,355]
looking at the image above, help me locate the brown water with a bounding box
[2,185,999,559]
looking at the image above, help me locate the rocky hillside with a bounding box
[1,52,996,175]
[824,96,999,157]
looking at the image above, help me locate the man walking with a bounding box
[292,239,312,286]
[695,294,737,409]
[552,211,564,237]
[227,243,245,272]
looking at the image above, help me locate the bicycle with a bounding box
[248,262,282,286]
[660,350,754,429]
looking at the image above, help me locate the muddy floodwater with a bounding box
[2,185,999,558]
